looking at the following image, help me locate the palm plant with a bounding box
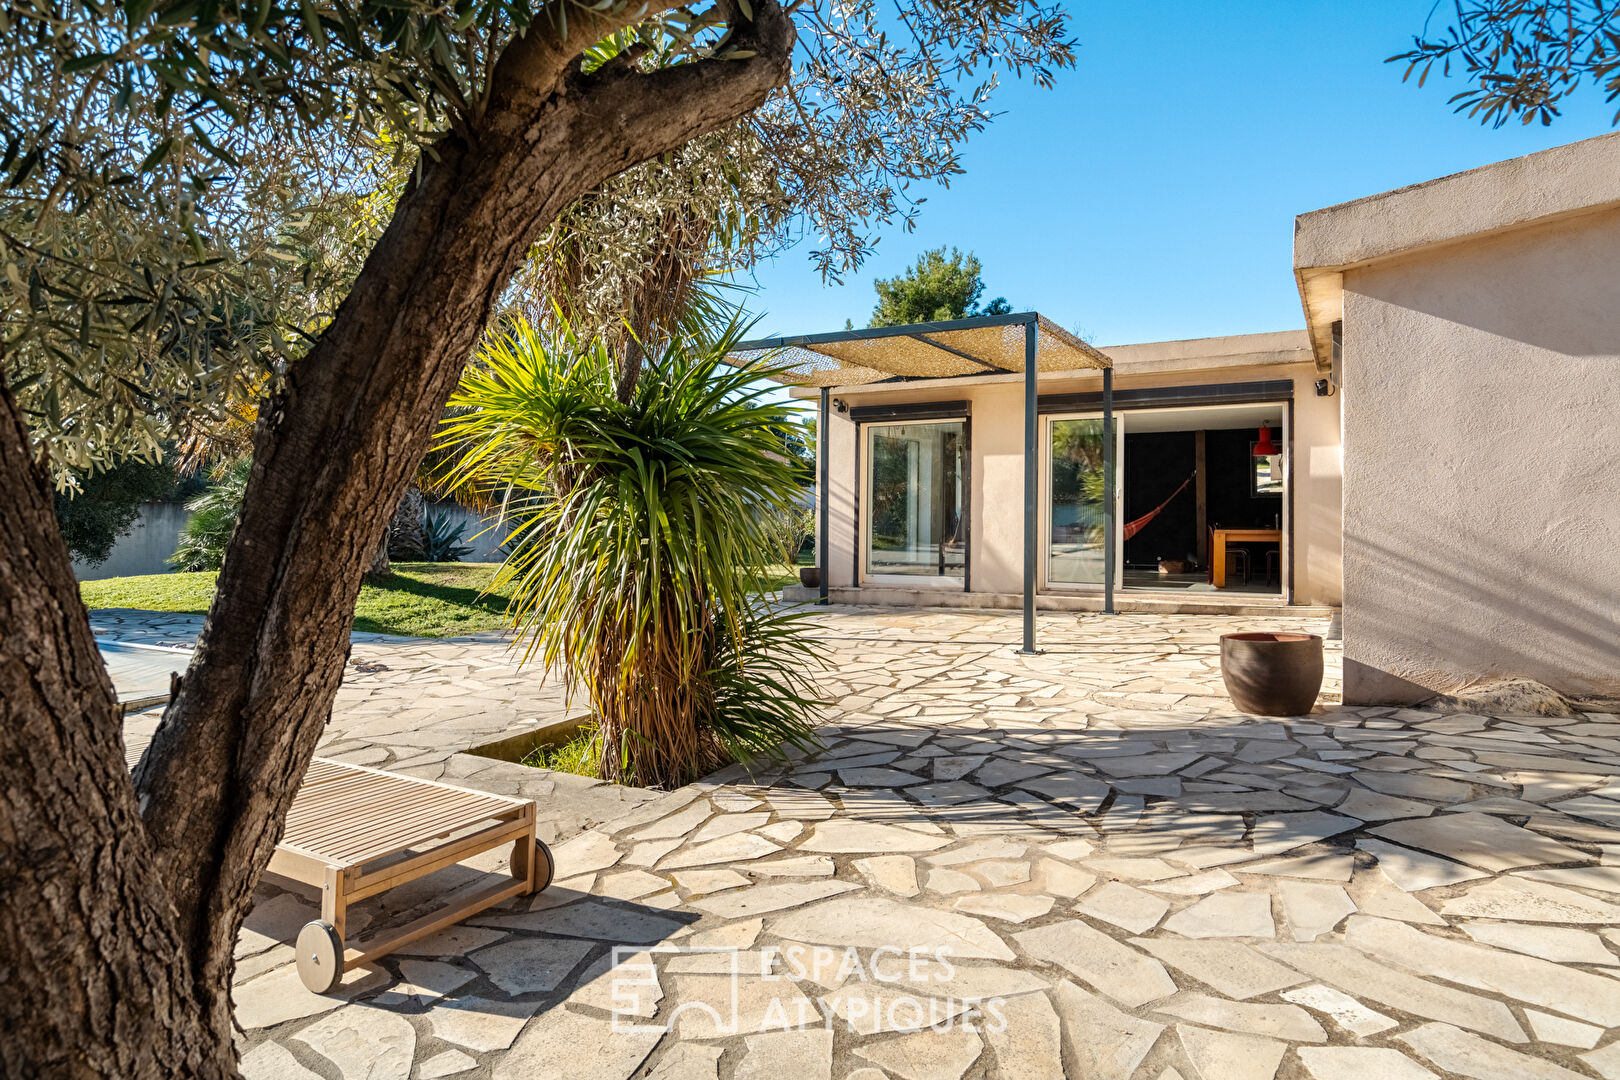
[169,458,253,572]
[438,314,823,787]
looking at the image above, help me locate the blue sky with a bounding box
[741,0,1617,347]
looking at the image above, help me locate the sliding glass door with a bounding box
[864,420,966,581]
[1047,416,1110,585]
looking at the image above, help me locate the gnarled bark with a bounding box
[1,4,794,1075]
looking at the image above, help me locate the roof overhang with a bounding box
[1294,131,1620,371]
[730,311,1110,387]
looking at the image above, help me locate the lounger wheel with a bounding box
[295,920,345,994]
[531,838,555,894]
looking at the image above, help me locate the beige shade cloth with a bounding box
[731,314,1110,387]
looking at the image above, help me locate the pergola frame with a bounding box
[735,312,1114,655]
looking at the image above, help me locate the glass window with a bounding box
[865,421,965,579]
[1049,418,1107,584]
[1251,446,1284,496]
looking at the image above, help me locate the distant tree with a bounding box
[869,246,1011,327]
[1393,0,1620,126]
[54,460,178,566]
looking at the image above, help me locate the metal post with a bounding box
[818,387,830,605]
[1103,367,1115,614]
[1019,317,1040,654]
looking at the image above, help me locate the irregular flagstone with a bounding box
[1396,1022,1588,1080]
[1277,881,1356,941]
[748,855,835,877]
[628,801,712,841]
[293,1006,416,1080]
[799,820,952,854]
[375,958,477,1005]
[1370,812,1586,871]
[1344,915,1620,1026]
[233,962,389,1030]
[1357,839,1488,891]
[853,855,920,896]
[983,988,1064,1080]
[926,837,1030,866]
[821,983,970,1035]
[1460,920,1618,965]
[769,897,1015,960]
[690,812,770,842]
[1076,881,1169,933]
[1153,992,1325,1042]
[1280,984,1398,1036]
[1083,857,1187,882]
[569,950,664,1017]
[1584,1040,1620,1080]
[1031,858,1097,898]
[596,869,675,901]
[1175,1024,1287,1080]
[551,830,624,875]
[470,936,595,995]
[732,1028,832,1080]
[1348,867,1446,924]
[1162,891,1275,939]
[1550,794,1620,827]
[889,958,1052,1001]
[493,1005,662,1080]
[1049,979,1164,1080]
[672,868,750,895]
[1524,1010,1604,1050]
[658,833,782,870]
[852,1026,984,1080]
[925,868,980,894]
[522,899,686,943]
[1092,751,1202,776]
[1353,771,1472,802]
[1438,875,1620,922]
[418,1049,477,1079]
[1144,868,1240,895]
[686,879,858,919]
[1131,938,1303,999]
[967,859,1031,887]
[1296,1047,1438,1080]
[1238,854,1354,881]
[644,1043,724,1080]
[1335,788,1436,822]
[1017,775,1111,811]
[1257,942,1526,1042]
[239,1042,323,1080]
[839,766,928,787]
[1249,812,1360,856]
[757,820,804,844]
[668,974,821,1038]
[1517,864,1620,893]
[950,893,1053,923]
[1014,920,1176,1007]
[236,893,320,958]
[426,996,542,1052]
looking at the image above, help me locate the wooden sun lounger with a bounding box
[124,734,553,992]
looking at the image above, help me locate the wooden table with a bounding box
[1211,528,1281,588]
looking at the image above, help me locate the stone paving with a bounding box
[106,607,1620,1079]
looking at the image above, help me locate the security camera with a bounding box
[832,398,849,414]
[1314,379,1333,397]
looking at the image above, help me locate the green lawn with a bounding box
[82,563,516,638]
[81,560,806,638]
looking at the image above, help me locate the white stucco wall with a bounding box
[1338,206,1620,703]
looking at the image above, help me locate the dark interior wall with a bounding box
[1206,427,1282,533]
[1122,425,1284,569]
[1122,431,1195,568]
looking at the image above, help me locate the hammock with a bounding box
[1122,473,1194,542]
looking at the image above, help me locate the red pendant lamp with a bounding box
[1253,423,1280,456]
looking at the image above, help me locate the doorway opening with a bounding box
[1120,403,1286,596]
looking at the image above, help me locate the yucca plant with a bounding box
[438,314,823,787]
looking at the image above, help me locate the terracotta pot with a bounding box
[1220,632,1324,716]
[799,567,821,588]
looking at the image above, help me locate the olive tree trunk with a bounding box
[0,4,793,1075]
